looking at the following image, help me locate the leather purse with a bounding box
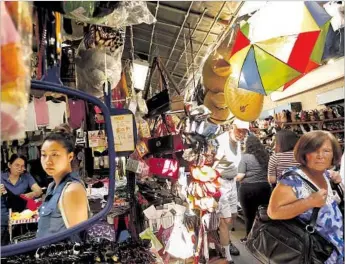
[147,158,179,180]
[246,171,336,264]
[147,134,184,154]
[146,89,170,117]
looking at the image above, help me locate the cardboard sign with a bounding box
[111,114,135,153]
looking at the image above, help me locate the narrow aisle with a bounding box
[228,220,262,264]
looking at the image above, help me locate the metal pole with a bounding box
[170,8,207,76]
[177,2,227,88]
[134,27,207,46]
[147,2,226,25]
[126,36,205,58]
[148,1,159,63]
[122,51,190,67]
[165,2,193,68]
[181,2,245,90]
[156,20,219,37]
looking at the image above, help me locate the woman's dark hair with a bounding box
[275,129,299,153]
[43,124,75,153]
[8,154,27,167]
[245,135,269,171]
[294,131,342,167]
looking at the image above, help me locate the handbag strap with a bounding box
[282,171,320,233]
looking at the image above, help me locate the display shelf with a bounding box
[277,121,320,125]
[324,117,344,122]
[276,117,345,131]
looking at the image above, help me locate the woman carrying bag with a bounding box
[268,131,344,263]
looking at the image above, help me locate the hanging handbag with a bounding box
[147,157,179,180]
[147,134,184,154]
[246,171,336,264]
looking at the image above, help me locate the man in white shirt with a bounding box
[213,119,249,264]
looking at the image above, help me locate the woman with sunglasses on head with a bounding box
[268,131,344,263]
[1,154,42,245]
[37,124,89,240]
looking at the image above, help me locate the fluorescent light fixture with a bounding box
[133,60,149,90]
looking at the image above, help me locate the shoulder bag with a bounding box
[246,171,336,264]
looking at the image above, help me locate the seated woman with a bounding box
[268,131,344,264]
[37,124,89,239]
[1,154,42,244]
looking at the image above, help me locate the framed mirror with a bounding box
[1,80,118,256]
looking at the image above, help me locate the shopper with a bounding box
[268,131,344,264]
[235,135,271,243]
[267,129,299,185]
[37,124,89,239]
[213,119,249,263]
[1,154,42,245]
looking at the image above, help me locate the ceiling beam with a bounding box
[122,50,197,67]
[177,2,227,87]
[170,8,207,77]
[165,2,194,68]
[148,1,160,63]
[147,2,227,25]
[155,19,219,37]
[133,27,210,46]
[125,36,206,58]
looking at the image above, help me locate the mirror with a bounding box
[1,81,120,256]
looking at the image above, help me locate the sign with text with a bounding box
[111,114,135,153]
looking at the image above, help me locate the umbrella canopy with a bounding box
[229,36,301,95]
[228,1,332,94]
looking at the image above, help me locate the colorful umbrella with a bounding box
[228,1,332,95]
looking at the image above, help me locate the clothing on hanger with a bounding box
[25,101,38,132]
[44,92,70,118]
[68,99,86,129]
[33,96,49,126]
[47,100,67,129]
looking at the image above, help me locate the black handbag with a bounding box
[146,89,170,117]
[246,171,336,264]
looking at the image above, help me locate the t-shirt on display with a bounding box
[25,101,38,131]
[34,97,49,126]
[68,99,86,129]
[47,101,67,129]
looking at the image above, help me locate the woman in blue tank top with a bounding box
[37,124,89,238]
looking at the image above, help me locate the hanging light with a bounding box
[133,60,149,90]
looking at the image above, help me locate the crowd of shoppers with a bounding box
[214,121,343,264]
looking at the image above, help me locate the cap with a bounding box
[233,119,250,130]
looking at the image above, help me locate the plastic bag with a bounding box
[75,40,123,97]
[64,1,156,29]
[1,2,32,141]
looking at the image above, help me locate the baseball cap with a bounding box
[232,119,250,130]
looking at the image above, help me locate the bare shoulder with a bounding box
[63,182,86,199]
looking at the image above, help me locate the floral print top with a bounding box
[279,167,344,264]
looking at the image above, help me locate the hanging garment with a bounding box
[34,97,49,127]
[68,99,85,129]
[25,101,38,132]
[47,101,67,129]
